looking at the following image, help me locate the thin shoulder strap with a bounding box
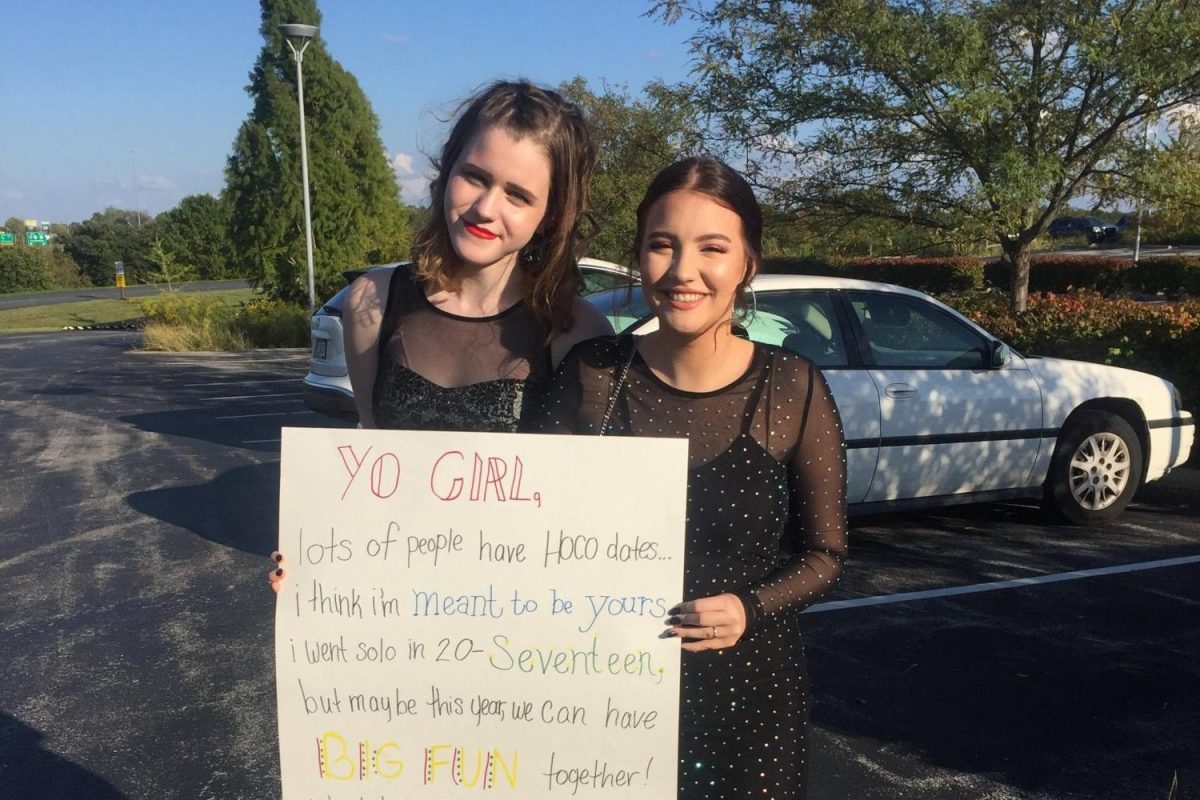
[740,346,772,436]
[376,265,413,363]
[600,335,638,436]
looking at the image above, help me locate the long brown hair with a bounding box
[411,80,597,334]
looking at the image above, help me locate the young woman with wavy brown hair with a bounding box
[342,79,611,432]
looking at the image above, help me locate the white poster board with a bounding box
[276,428,688,799]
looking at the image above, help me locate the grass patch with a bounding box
[0,289,258,334]
[139,292,309,351]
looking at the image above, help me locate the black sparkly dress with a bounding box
[372,265,552,432]
[539,335,848,800]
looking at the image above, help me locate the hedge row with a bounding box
[764,253,1200,296]
[763,256,984,292]
[943,289,1200,422]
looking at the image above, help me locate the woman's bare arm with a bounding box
[343,271,392,428]
[549,296,613,369]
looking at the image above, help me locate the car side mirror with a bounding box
[990,341,1010,368]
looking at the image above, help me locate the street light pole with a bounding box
[1133,106,1155,266]
[279,23,319,312]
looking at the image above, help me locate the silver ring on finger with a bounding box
[709,625,718,639]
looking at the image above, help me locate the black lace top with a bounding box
[372,265,553,432]
[538,335,847,632]
[537,335,848,798]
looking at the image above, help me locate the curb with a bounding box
[62,318,147,332]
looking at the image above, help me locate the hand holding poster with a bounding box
[275,428,688,799]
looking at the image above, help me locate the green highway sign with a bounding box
[26,231,48,247]
[0,231,14,246]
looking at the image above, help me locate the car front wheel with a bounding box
[1044,410,1143,524]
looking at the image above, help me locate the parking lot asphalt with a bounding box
[0,331,1196,800]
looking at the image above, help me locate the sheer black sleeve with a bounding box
[739,357,848,629]
[533,336,626,435]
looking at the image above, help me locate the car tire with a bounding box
[1043,410,1143,524]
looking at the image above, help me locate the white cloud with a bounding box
[382,32,409,44]
[641,48,664,61]
[136,174,175,192]
[390,152,415,175]
[399,177,428,205]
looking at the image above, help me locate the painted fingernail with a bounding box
[658,630,678,638]
[667,616,681,625]
[268,567,284,582]
[270,551,284,563]
[667,606,681,616]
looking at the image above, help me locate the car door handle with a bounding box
[885,383,918,399]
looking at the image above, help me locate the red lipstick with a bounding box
[464,223,497,240]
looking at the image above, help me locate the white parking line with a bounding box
[200,392,302,401]
[186,378,300,387]
[216,411,314,420]
[804,554,1200,614]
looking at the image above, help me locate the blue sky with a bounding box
[0,0,698,224]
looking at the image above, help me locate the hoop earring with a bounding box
[735,284,757,324]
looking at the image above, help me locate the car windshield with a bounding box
[586,287,649,333]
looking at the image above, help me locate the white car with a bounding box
[303,258,633,421]
[588,274,1195,524]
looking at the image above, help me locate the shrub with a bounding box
[138,291,308,350]
[984,255,1130,293]
[1125,256,1200,297]
[839,256,984,291]
[761,256,840,276]
[942,289,1200,418]
[137,292,228,327]
[228,298,310,348]
[0,249,53,292]
[763,255,983,291]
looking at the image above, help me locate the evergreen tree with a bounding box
[226,0,411,304]
[157,194,236,280]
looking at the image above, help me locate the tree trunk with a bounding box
[1002,240,1030,312]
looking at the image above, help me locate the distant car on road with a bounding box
[302,258,632,421]
[1047,216,1109,243]
[591,274,1195,524]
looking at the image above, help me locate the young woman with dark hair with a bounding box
[539,157,848,799]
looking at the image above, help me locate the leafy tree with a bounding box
[3,217,27,243]
[148,238,195,290]
[59,208,157,286]
[654,0,1200,310]
[156,194,236,279]
[226,0,412,305]
[1130,112,1200,243]
[0,249,52,292]
[559,79,702,265]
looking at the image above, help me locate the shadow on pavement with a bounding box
[125,462,280,556]
[119,407,351,454]
[0,711,126,799]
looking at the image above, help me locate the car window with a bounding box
[747,291,849,367]
[585,287,648,334]
[847,291,988,369]
[580,268,632,296]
